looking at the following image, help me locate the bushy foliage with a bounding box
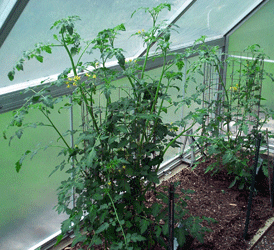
[190,42,274,189]
[5,4,216,249]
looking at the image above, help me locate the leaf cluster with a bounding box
[190,43,274,189]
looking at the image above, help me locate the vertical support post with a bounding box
[70,97,75,208]
[169,183,174,250]
[180,58,187,156]
[266,129,272,206]
[181,129,195,163]
[243,133,262,239]
[189,134,195,166]
[272,159,274,207]
[191,136,207,157]
[217,46,227,136]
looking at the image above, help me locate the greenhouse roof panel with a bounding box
[0,0,265,91]
[0,0,184,89]
[0,0,17,28]
[168,0,264,50]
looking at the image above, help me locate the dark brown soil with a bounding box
[158,159,273,250]
[64,158,274,250]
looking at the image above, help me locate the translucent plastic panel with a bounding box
[169,0,263,50]
[0,99,71,250]
[228,0,274,58]
[0,0,16,27]
[227,0,274,108]
[227,0,274,145]
[0,0,183,89]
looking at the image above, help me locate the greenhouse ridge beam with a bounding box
[0,0,30,48]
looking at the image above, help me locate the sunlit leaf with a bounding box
[95,222,109,234]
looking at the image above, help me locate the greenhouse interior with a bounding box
[1,0,274,249]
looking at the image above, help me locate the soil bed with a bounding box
[64,158,274,250]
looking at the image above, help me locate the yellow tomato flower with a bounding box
[85,73,91,77]
[68,77,73,81]
[66,84,70,88]
[138,30,141,34]
[65,81,69,84]
[129,59,132,62]
[122,165,126,169]
[74,76,81,81]
[93,74,96,79]
[142,29,145,32]
[230,86,237,91]
[108,181,111,186]
[73,82,77,86]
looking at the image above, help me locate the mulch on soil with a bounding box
[153,159,274,250]
[64,159,274,250]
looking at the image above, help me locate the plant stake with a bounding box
[272,159,274,207]
[243,133,262,239]
[169,183,175,250]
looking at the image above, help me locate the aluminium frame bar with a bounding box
[0,0,30,48]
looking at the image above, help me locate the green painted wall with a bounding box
[0,100,71,249]
[228,0,274,109]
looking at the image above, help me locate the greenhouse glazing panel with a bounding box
[227,0,274,145]
[0,99,71,250]
[168,0,263,50]
[0,0,17,27]
[0,0,184,89]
